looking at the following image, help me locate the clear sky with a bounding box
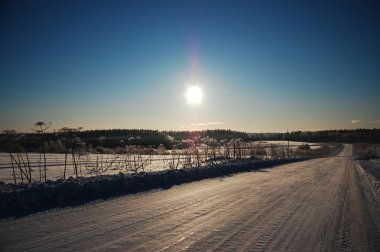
[1,0,380,133]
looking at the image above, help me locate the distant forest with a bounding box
[1,128,379,152]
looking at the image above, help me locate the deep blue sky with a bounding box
[1,0,380,132]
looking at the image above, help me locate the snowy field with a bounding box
[0,153,174,183]
[0,141,321,184]
[264,141,321,149]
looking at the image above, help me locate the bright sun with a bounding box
[186,86,203,104]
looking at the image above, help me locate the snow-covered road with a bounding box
[1,144,379,251]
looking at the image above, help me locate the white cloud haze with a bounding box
[191,122,224,126]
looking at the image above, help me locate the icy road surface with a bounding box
[1,145,379,251]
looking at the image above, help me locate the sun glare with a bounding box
[186,86,203,104]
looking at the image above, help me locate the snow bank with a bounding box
[0,158,309,218]
[357,159,380,193]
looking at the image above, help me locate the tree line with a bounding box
[1,128,379,153]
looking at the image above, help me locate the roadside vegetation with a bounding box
[354,143,380,159]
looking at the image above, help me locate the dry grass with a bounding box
[354,144,380,159]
